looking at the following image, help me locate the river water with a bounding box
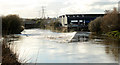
[9,29,119,63]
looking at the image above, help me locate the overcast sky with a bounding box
[0,0,119,18]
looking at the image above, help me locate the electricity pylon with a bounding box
[41,6,46,19]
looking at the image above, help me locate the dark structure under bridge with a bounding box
[59,14,104,31]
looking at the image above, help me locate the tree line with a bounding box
[88,8,120,39]
[36,18,62,32]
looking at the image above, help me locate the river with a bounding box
[8,29,119,63]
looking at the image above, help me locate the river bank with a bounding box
[2,37,21,64]
[88,8,120,40]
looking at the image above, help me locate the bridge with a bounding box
[22,19,38,29]
[59,14,104,31]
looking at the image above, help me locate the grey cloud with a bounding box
[47,2,69,10]
[34,1,69,14]
[90,2,117,6]
[0,0,118,18]
[36,0,69,10]
[89,8,104,13]
[1,3,30,10]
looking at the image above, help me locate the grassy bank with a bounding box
[2,38,21,65]
[107,31,120,40]
[2,14,23,64]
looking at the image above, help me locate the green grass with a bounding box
[107,31,120,40]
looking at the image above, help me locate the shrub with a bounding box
[89,7,120,36]
[88,17,103,34]
[2,38,20,64]
[47,19,62,30]
[2,15,24,35]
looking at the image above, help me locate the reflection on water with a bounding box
[9,29,119,63]
[103,39,119,61]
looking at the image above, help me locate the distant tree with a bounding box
[101,7,120,33]
[49,19,62,30]
[88,17,103,33]
[40,19,48,29]
[54,21,62,28]
[89,7,120,34]
[2,15,24,35]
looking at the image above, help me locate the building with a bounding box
[59,14,104,31]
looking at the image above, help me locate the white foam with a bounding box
[22,29,77,43]
[44,32,77,43]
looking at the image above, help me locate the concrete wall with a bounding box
[59,15,68,27]
[64,15,68,27]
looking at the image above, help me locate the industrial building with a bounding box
[59,14,104,31]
